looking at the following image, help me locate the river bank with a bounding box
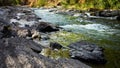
[0,6,93,68]
[0,6,120,68]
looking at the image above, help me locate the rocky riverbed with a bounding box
[34,7,120,68]
[0,6,114,68]
[49,7,120,20]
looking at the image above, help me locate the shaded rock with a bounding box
[0,32,3,38]
[99,10,120,17]
[0,6,92,68]
[0,22,12,38]
[0,37,45,68]
[116,15,120,20]
[0,19,18,39]
[0,38,91,68]
[68,41,106,64]
[6,37,43,52]
[32,22,59,32]
[88,8,100,12]
[1,25,12,38]
[50,42,63,50]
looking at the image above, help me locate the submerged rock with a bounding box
[50,42,63,50]
[68,41,107,64]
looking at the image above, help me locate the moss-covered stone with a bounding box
[50,31,89,46]
[41,48,70,59]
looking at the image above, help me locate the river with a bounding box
[34,8,120,68]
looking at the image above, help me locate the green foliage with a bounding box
[34,0,47,7]
[41,48,70,59]
[15,0,21,5]
[0,0,120,9]
[39,0,46,6]
[61,0,120,9]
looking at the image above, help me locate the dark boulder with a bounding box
[0,21,15,38]
[50,42,63,50]
[32,22,59,32]
[116,15,120,20]
[68,41,106,64]
[0,37,46,68]
[0,38,91,68]
[1,25,12,38]
[0,20,28,39]
[98,10,120,17]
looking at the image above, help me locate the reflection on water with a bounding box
[34,8,120,68]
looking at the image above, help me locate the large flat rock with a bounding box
[69,41,106,64]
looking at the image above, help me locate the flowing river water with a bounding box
[34,8,120,68]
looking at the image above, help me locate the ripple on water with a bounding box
[34,8,120,68]
[60,24,110,31]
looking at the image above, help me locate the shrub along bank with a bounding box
[0,0,120,10]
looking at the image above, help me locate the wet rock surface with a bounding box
[68,41,107,64]
[0,37,91,68]
[0,6,92,68]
